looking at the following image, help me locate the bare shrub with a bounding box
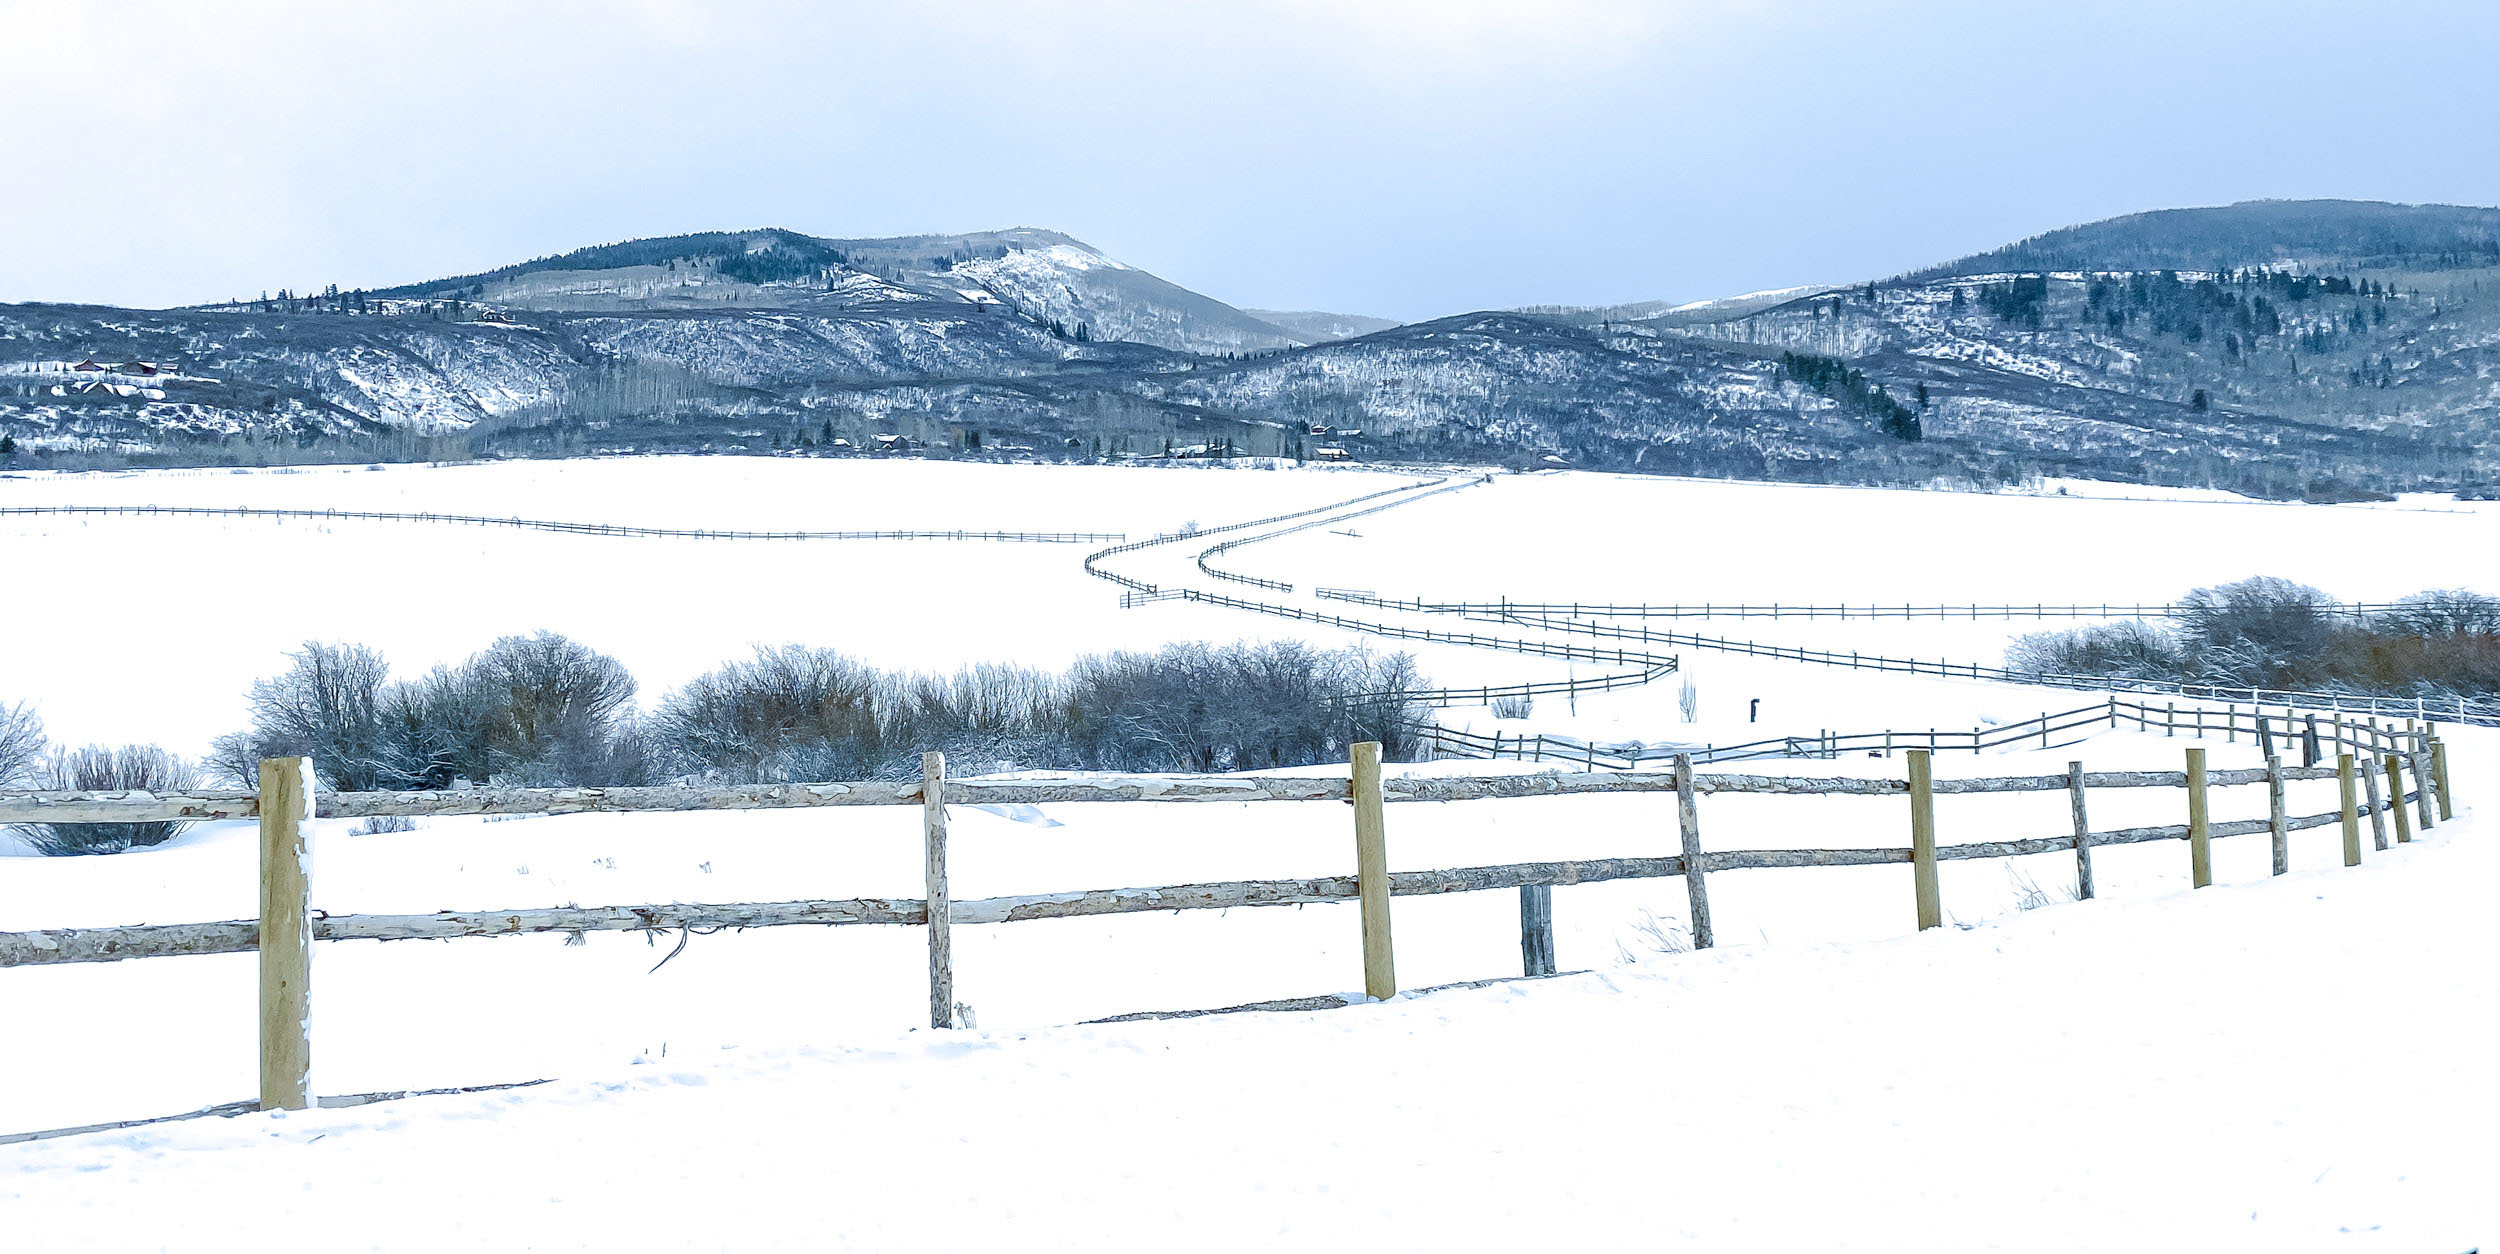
[217,634,649,790]
[1677,676,1700,723]
[656,646,886,782]
[2006,865,2077,912]
[2007,620,2181,680]
[2379,589,2500,638]
[0,700,44,786]
[1614,908,1693,962]
[1489,694,1533,720]
[350,814,417,836]
[10,745,198,856]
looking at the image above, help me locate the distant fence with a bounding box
[1164,587,1679,707]
[1083,475,1452,594]
[1195,476,1488,593]
[1290,588,2500,728]
[0,735,2458,1128]
[1421,695,2437,772]
[1315,591,2422,621]
[0,505,1123,544]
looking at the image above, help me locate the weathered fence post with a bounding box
[2432,739,2454,822]
[1518,885,1555,977]
[2255,717,2274,761]
[2411,748,2435,830]
[1674,753,1713,949]
[2361,751,2390,851]
[2067,759,2094,900]
[1907,749,1941,930]
[258,757,314,1112]
[1351,741,1396,1000]
[2337,753,2362,867]
[2303,715,2322,768]
[2266,754,2288,876]
[922,751,953,1029]
[2384,753,2413,845]
[2186,747,2212,888]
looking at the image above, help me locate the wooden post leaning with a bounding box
[1518,885,1555,977]
[1351,742,1396,1000]
[2410,748,2435,830]
[1907,749,1942,930]
[2432,739,2454,822]
[2385,754,2413,844]
[1675,753,1714,948]
[2361,751,2390,851]
[2266,754,2289,876]
[922,751,953,1029]
[2337,754,2362,867]
[2186,747,2212,889]
[2067,760,2095,900]
[258,757,314,1112]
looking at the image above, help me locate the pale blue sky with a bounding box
[5,0,2495,320]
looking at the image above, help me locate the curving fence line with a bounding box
[0,505,1123,544]
[1294,586,2500,729]
[1082,475,1452,594]
[1313,591,2428,621]
[1195,475,1490,593]
[1165,587,1677,707]
[1422,695,2435,771]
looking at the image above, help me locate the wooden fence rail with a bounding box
[1,739,2458,1121]
[1443,605,2500,728]
[0,505,1122,545]
[1083,474,1452,595]
[1421,696,2431,771]
[1314,589,2427,622]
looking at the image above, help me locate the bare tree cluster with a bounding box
[212,633,645,790]
[10,744,199,856]
[655,640,1429,781]
[2010,577,2500,697]
[203,635,1433,795]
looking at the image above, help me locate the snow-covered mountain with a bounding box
[2,201,2494,495]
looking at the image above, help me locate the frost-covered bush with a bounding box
[214,635,649,790]
[0,700,44,786]
[2006,576,2500,699]
[2007,620,2182,680]
[656,640,1429,781]
[10,744,197,856]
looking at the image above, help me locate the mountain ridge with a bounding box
[5,199,2494,497]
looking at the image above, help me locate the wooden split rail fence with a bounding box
[1314,590,2424,621]
[0,735,2461,1118]
[1425,696,2438,772]
[0,505,1124,544]
[1414,602,2500,729]
[1083,475,1453,596]
[1193,476,1488,594]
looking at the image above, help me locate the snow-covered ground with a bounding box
[5,790,2489,1251]
[2,457,2491,1248]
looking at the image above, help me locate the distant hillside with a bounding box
[361,227,1307,356]
[6,201,2496,497]
[1906,199,2500,279]
[1243,309,1402,342]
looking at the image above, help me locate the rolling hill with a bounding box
[2,202,2494,496]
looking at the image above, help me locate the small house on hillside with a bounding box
[72,358,104,372]
[1314,446,1352,461]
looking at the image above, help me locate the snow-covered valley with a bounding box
[1,456,2491,1250]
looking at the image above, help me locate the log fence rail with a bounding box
[0,731,2459,1121]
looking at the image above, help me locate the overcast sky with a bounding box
[6,0,2496,320]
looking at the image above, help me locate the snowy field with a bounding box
[2,457,2492,1248]
[6,797,2492,1251]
